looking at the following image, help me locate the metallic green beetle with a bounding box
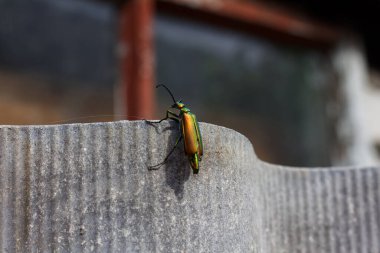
[148,85,203,174]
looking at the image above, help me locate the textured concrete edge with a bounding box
[0,120,258,252]
[1,120,380,252]
[257,159,380,252]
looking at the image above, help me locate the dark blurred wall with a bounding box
[0,0,117,85]
[0,0,118,124]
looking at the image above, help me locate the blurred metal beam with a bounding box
[120,0,155,120]
[157,0,342,49]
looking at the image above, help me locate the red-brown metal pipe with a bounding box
[120,0,155,120]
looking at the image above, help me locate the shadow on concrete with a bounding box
[146,120,190,200]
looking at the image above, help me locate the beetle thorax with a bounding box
[181,107,190,113]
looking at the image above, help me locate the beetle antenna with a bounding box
[156,84,177,104]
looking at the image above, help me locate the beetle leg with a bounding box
[159,110,180,123]
[148,135,183,170]
[146,110,179,125]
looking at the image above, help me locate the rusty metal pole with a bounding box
[120,0,155,120]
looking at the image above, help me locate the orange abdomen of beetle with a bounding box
[181,113,199,155]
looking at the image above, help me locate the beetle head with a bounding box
[172,100,184,109]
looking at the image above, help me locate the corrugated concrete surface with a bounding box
[0,120,379,252]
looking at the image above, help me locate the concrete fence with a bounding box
[0,120,379,252]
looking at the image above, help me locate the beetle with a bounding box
[147,84,203,174]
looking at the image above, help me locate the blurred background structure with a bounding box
[0,0,379,167]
